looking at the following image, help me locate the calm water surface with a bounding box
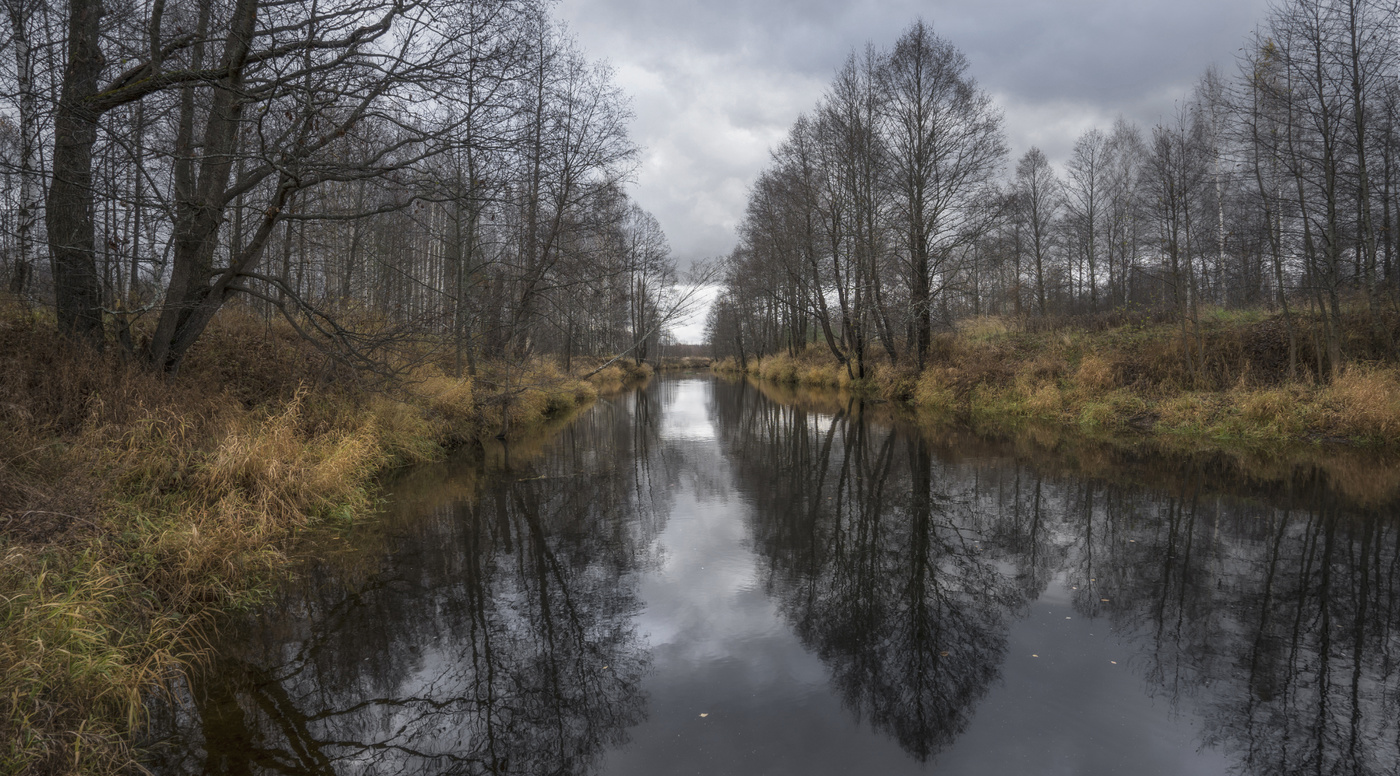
[150,377,1400,775]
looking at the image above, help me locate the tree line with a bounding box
[0,0,686,375]
[707,3,1400,382]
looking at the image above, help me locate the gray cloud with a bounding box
[559,0,1270,266]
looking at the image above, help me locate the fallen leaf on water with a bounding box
[1031,654,1039,658]
[699,713,709,718]
[1111,661,1118,665]
[1065,616,1071,619]
[1101,598,1110,602]
[939,651,949,657]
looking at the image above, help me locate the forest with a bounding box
[706,4,1400,403]
[0,0,687,375]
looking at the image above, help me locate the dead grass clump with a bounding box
[1076,391,1148,430]
[711,357,742,374]
[958,316,1012,340]
[587,364,626,390]
[1074,354,1118,394]
[925,333,962,364]
[755,353,799,384]
[1,553,191,776]
[871,362,919,402]
[1238,387,1306,437]
[408,369,476,431]
[1155,394,1219,433]
[1076,401,1116,429]
[620,361,654,381]
[1025,351,1069,384]
[1118,336,1193,393]
[565,377,599,407]
[800,363,841,387]
[473,357,602,436]
[914,370,957,412]
[1323,367,1400,441]
[1025,384,1064,416]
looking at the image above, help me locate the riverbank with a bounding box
[743,376,1400,509]
[0,304,644,775]
[715,309,1400,449]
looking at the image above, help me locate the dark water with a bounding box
[149,377,1400,775]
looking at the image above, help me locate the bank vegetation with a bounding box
[706,5,1400,449]
[0,299,654,774]
[715,306,1400,447]
[0,0,686,770]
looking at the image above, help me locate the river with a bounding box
[147,376,1400,775]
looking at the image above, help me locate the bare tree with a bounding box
[880,19,1005,367]
[1014,147,1061,316]
[2,0,42,297]
[1064,130,1107,311]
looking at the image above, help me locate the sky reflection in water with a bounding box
[150,377,1400,776]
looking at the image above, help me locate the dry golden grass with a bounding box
[408,368,476,429]
[727,306,1400,449]
[869,361,919,401]
[1025,383,1065,416]
[1074,354,1118,394]
[755,353,800,384]
[471,357,611,437]
[957,315,1012,340]
[1322,366,1400,441]
[0,302,607,775]
[1237,387,1306,437]
[800,363,841,387]
[914,369,957,412]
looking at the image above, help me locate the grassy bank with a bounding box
[0,304,641,775]
[742,376,1400,508]
[716,308,1400,449]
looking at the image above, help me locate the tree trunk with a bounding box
[45,0,105,343]
[146,0,259,372]
[6,0,40,298]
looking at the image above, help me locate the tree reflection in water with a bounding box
[714,387,1038,762]
[151,379,1400,775]
[712,379,1400,774]
[149,392,665,775]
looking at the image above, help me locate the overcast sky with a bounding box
[556,0,1272,341]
